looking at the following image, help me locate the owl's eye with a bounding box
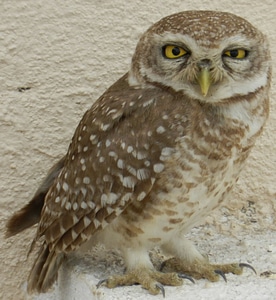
[223,49,248,59]
[163,45,188,59]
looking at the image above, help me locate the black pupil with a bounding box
[172,47,181,56]
[230,50,239,57]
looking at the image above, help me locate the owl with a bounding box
[6,10,271,296]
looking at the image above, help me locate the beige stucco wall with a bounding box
[1,1,275,299]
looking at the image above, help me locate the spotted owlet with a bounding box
[6,10,271,296]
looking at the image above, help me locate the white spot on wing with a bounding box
[90,134,98,144]
[106,109,118,116]
[101,123,110,131]
[121,192,132,204]
[127,165,136,176]
[83,216,91,227]
[161,147,174,156]
[81,187,87,197]
[122,176,136,189]
[105,139,111,147]
[108,151,118,159]
[62,182,69,192]
[87,201,95,209]
[137,168,150,181]
[127,146,133,153]
[156,126,166,134]
[144,143,149,150]
[71,230,78,240]
[121,142,126,150]
[80,232,88,240]
[61,197,67,207]
[143,98,155,107]
[144,160,151,167]
[106,206,114,215]
[153,163,165,173]
[65,202,71,210]
[60,226,66,235]
[136,150,147,160]
[117,159,125,169]
[83,177,90,184]
[80,201,88,210]
[93,218,101,229]
[160,147,175,161]
[137,191,146,201]
[107,193,119,204]
[101,193,118,206]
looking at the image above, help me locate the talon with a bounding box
[239,263,257,275]
[214,269,227,282]
[156,283,165,298]
[96,279,107,288]
[178,273,195,284]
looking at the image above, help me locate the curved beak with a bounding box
[197,68,212,97]
[196,59,212,97]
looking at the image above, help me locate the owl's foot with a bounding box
[160,258,256,282]
[97,268,194,296]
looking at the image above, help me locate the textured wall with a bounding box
[1,1,275,299]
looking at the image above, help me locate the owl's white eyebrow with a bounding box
[223,44,250,51]
[162,41,190,50]
[155,33,201,51]
[219,35,253,49]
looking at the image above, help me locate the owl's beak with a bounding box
[197,68,212,97]
[196,60,212,97]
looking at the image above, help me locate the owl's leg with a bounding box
[161,236,256,282]
[97,247,193,295]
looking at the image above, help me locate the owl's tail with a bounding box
[27,243,65,293]
[5,156,65,237]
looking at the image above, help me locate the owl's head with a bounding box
[129,11,271,103]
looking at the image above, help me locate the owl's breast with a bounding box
[151,135,244,228]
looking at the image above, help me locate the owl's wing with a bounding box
[37,74,179,253]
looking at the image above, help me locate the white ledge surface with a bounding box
[29,229,276,300]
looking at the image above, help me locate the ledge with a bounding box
[30,230,276,300]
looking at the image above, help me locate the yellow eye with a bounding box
[163,45,188,59]
[224,49,248,59]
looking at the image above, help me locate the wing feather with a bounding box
[36,74,177,253]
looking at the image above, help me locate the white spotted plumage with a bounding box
[6,10,271,295]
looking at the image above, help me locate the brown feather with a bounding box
[6,157,65,237]
[27,243,65,293]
